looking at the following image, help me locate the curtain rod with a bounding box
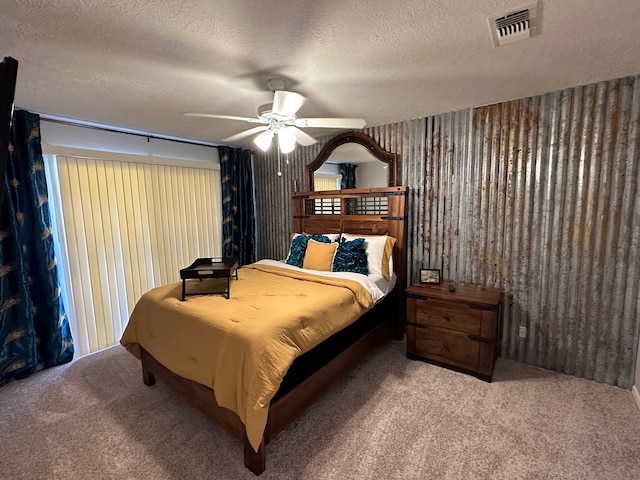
[33,113,220,149]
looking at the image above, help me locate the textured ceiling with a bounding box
[2,0,640,149]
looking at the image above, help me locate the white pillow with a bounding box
[341,233,396,280]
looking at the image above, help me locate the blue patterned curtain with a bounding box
[339,163,357,189]
[0,110,73,386]
[220,146,255,266]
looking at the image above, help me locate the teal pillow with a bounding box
[286,235,332,268]
[332,237,369,275]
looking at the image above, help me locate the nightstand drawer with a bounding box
[413,325,480,370]
[415,299,481,334]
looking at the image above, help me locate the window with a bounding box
[45,152,222,357]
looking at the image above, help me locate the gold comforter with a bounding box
[120,262,374,451]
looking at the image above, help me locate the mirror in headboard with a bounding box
[306,131,397,191]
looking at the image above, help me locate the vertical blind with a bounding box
[46,154,222,357]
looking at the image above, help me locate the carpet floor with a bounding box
[1,340,639,479]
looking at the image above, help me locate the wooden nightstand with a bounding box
[405,281,503,382]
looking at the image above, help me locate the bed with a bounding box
[121,186,407,475]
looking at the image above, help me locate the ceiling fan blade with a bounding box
[289,127,317,146]
[272,90,306,117]
[223,126,268,142]
[294,117,367,129]
[183,113,263,123]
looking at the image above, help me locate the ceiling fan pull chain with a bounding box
[277,149,282,177]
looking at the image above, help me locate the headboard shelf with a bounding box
[297,186,404,198]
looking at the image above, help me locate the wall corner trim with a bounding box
[633,385,640,412]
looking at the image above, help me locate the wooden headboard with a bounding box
[292,186,408,296]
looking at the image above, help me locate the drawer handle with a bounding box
[468,334,493,344]
[469,303,498,311]
[442,343,449,351]
[406,321,428,330]
[407,294,429,301]
[443,313,451,321]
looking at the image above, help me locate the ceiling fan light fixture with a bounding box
[254,130,274,151]
[279,142,296,154]
[278,127,297,154]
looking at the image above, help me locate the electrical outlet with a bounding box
[518,326,527,338]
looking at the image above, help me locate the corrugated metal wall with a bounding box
[254,75,640,388]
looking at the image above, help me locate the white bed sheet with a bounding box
[254,259,394,304]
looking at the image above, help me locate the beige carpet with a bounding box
[1,340,639,480]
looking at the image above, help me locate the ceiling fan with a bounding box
[184,78,366,154]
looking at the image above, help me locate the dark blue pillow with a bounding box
[286,235,332,268]
[332,237,369,275]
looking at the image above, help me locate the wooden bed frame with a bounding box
[139,186,407,475]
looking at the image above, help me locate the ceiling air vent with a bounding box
[488,2,541,47]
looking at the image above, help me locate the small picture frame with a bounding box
[420,268,441,284]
